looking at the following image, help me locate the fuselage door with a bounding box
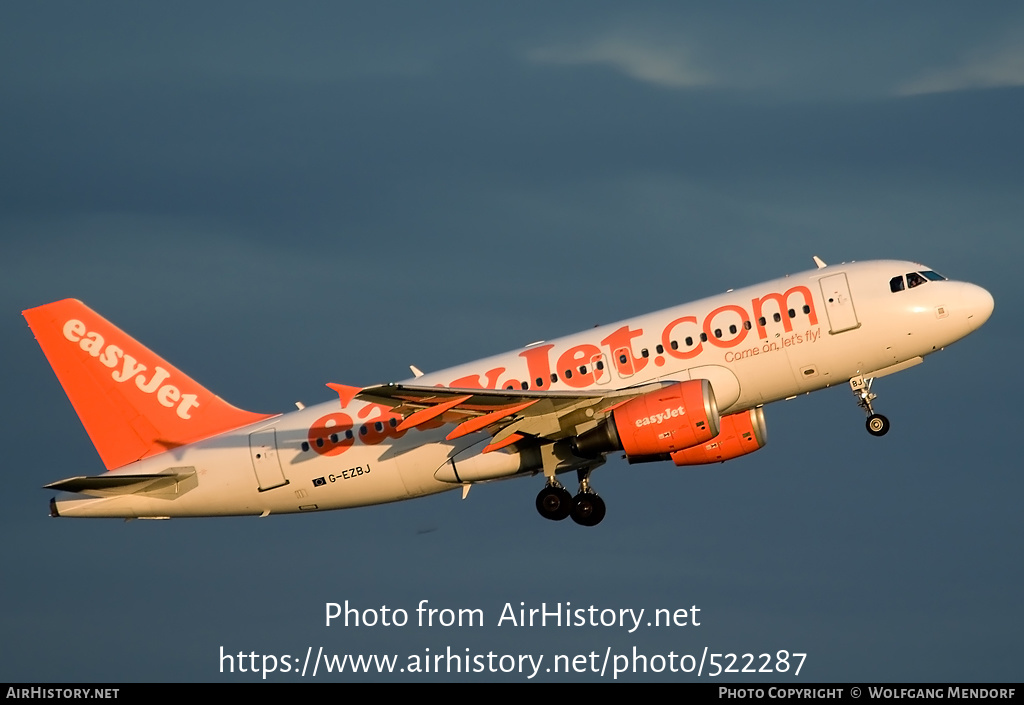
[819,272,861,334]
[590,353,610,385]
[612,347,636,379]
[249,428,289,492]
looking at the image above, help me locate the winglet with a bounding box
[326,383,362,408]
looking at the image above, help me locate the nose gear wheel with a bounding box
[866,414,890,436]
[851,375,890,437]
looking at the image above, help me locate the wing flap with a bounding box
[356,381,674,447]
[395,395,473,431]
[445,400,540,441]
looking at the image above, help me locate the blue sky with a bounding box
[2,2,1021,682]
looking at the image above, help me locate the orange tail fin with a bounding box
[23,299,274,470]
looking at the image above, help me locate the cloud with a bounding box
[897,41,1024,95]
[526,33,713,89]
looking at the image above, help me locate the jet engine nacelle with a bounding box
[669,407,767,466]
[574,380,720,459]
[614,379,721,456]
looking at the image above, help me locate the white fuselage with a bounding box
[52,260,993,518]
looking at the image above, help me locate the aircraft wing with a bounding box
[353,381,673,452]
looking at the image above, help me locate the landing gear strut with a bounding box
[850,375,890,437]
[570,468,606,527]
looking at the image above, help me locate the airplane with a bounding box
[23,257,994,526]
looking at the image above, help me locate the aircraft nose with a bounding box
[962,283,994,329]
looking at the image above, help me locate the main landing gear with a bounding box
[536,482,573,521]
[536,468,606,527]
[850,375,890,437]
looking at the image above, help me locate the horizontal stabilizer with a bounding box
[45,468,198,498]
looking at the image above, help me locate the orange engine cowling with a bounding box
[611,379,720,457]
[669,407,767,466]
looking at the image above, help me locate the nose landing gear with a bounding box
[851,375,890,437]
[866,413,890,436]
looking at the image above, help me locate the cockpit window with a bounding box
[907,272,927,288]
[892,270,947,293]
